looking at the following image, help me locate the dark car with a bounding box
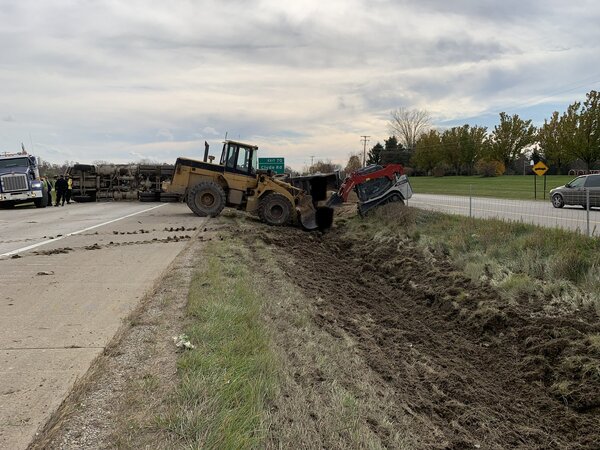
[550,174,600,208]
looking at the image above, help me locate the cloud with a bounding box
[0,0,598,168]
[201,126,219,136]
[156,129,174,141]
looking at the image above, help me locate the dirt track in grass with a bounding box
[247,208,600,449]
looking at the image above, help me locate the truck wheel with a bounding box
[34,188,49,208]
[258,193,292,226]
[139,191,158,202]
[187,181,226,217]
[73,195,93,203]
[159,193,180,202]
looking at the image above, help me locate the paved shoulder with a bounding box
[0,202,206,449]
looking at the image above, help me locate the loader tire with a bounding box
[258,193,292,226]
[187,181,226,217]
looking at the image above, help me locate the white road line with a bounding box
[0,204,166,258]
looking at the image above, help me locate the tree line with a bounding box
[359,90,600,176]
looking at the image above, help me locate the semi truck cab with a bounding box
[0,150,48,208]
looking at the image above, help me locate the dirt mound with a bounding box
[248,219,600,449]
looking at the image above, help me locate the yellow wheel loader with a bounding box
[167,140,333,230]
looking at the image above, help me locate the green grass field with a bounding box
[409,175,576,200]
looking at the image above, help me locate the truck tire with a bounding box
[159,192,180,202]
[34,188,49,208]
[73,195,93,203]
[258,193,292,226]
[187,181,226,217]
[139,191,158,202]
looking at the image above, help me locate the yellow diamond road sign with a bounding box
[533,161,549,176]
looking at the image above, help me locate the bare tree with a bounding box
[285,165,300,177]
[344,153,362,175]
[306,159,341,175]
[389,108,431,150]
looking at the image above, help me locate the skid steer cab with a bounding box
[167,140,333,230]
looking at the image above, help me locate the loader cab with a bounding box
[219,140,258,177]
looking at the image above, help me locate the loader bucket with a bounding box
[297,195,334,231]
[315,206,334,229]
[297,195,318,230]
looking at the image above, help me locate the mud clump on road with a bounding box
[248,209,600,449]
[34,247,73,255]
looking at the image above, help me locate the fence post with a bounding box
[469,184,472,218]
[586,188,590,237]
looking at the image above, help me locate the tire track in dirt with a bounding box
[249,221,600,449]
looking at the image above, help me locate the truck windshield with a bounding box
[0,157,29,169]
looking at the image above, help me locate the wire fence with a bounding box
[408,187,600,238]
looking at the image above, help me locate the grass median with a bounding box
[158,239,277,448]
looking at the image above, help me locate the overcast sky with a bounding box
[1,0,599,169]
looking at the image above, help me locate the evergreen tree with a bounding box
[381,135,411,165]
[366,142,383,165]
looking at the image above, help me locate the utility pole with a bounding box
[360,135,370,167]
[310,155,315,166]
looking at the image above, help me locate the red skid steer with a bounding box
[326,164,413,215]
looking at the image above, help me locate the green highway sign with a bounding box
[258,157,285,174]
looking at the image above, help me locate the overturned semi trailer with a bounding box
[68,164,98,202]
[67,163,176,202]
[97,164,138,200]
[138,164,177,202]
